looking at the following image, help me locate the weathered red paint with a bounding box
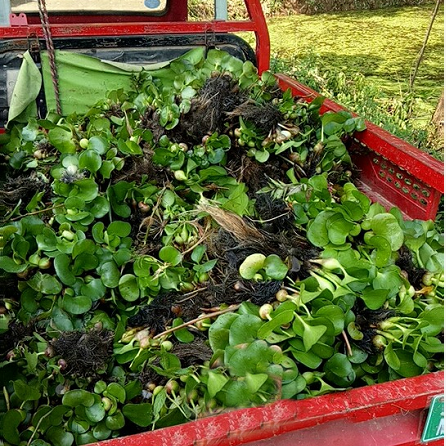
[89,371,443,446]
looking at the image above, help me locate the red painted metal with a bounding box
[89,371,443,446]
[276,73,444,221]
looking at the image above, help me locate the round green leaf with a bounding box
[45,426,74,446]
[118,274,140,302]
[54,253,76,286]
[85,401,106,423]
[264,254,288,280]
[62,390,95,408]
[2,409,24,444]
[48,127,76,154]
[107,221,132,237]
[105,383,126,404]
[99,261,120,288]
[88,136,109,154]
[92,421,112,441]
[105,411,125,430]
[62,295,92,315]
[122,403,153,427]
[159,246,183,266]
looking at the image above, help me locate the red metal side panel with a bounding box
[275,74,444,221]
[90,371,444,446]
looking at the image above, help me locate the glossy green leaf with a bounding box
[264,254,288,280]
[48,127,76,154]
[105,411,125,430]
[62,390,95,408]
[207,371,229,398]
[122,403,153,427]
[62,295,92,315]
[2,409,24,445]
[79,149,102,172]
[13,379,41,401]
[118,274,140,302]
[159,246,183,266]
[54,253,76,286]
[99,261,120,288]
[45,426,74,446]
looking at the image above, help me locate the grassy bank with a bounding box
[258,4,444,153]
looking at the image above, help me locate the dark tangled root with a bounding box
[395,246,426,288]
[228,101,283,135]
[52,329,113,376]
[0,174,51,212]
[0,320,35,358]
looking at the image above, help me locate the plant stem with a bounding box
[153,304,240,340]
[342,330,353,357]
[3,204,65,222]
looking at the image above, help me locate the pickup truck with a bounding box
[0,1,444,445]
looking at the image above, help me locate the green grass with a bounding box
[266,4,444,116]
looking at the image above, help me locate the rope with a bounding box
[37,0,62,115]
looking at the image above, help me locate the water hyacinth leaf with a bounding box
[70,179,99,202]
[106,383,126,404]
[419,307,444,336]
[384,343,400,370]
[89,196,110,219]
[88,135,109,154]
[13,379,41,401]
[207,371,229,398]
[229,314,263,346]
[257,310,295,340]
[48,127,76,153]
[68,418,90,435]
[291,349,322,370]
[281,375,307,399]
[99,261,120,288]
[264,254,288,280]
[79,149,102,172]
[0,256,27,273]
[62,390,95,408]
[122,403,153,427]
[51,307,73,331]
[108,221,132,238]
[191,245,206,263]
[172,318,195,343]
[349,345,368,364]
[54,253,76,286]
[315,305,345,335]
[27,272,62,295]
[227,340,272,375]
[105,411,125,430]
[81,278,106,302]
[217,381,251,407]
[2,410,25,445]
[85,401,106,423]
[159,246,183,266]
[245,372,268,394]
[92,422,112,441]
[360,288,389,310]
[62,295,92,315]
[393,349,423,377]
[363,233,391,267]
[307,212,331,247]
[370,213,404,251]
[324,353,354,378]
[75,432,96,445]
[118,274,140,302]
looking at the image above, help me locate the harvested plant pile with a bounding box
[0,48,443,446]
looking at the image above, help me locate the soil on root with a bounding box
[0,320,35,358]
[140,74,282,146]
[396,245,426,289]
[352,304,395,354]
[0,174,52,215]
[51,328,114,377]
